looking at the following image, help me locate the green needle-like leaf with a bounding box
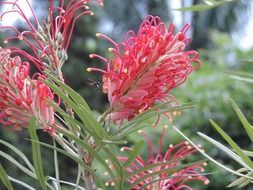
[123,141,144,168]
[0,139,35,172]
[0,164,14,190]
[198,132,252,170]
[174,0,235,11]
[230,99,253,142]
[28,117,47,190]
[44,77,106,141]
[209,119,253,170]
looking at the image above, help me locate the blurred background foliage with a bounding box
[1,0,253,189]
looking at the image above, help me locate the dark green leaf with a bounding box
[0,164,14,190]
[230,99,253,142]
[28,117,47,190]
[123,141,144,168]
[210,119,253,169]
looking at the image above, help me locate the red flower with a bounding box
[0,0,103,71]
[115,128,209,189]
[88,16,199,123]
[0,48,54,131]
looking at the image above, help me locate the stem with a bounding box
[57,73,97,190]
[98,108,111,124]
[82,173,96,190]
[51,132,77,156]
[53,140,61,190]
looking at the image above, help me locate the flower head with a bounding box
[116,128,209,189]
[88,16,199,123]
[0,0,103,71]
[0,48,54,131]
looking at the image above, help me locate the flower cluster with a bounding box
[0,48,54,131]
[0,0,103,72]
[116,128,209,189]
[88,16,199,123]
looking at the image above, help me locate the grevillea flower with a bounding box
[0,0,103,71]
[88,16,200,123]
[113,128,209,189]
[0,48,54,131]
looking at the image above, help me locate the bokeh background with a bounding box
[1,0,253,189]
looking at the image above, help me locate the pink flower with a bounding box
[0,0,103,71]
[0,48,54,131]
[88,16,200,123]
[115,128,209,189]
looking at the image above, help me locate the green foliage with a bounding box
[198,100,253,188]
[174,0,237,11]
[0,164,13,190]
[28,117,47,190]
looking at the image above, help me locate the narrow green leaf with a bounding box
[28,117,47,190]
[113,102,195,139]
[8,176,35,190]
[29,139,107,189]
[49,176,86,190]
[0,150,36,178]
[174,4,219,11]
[0,164,14,190]
[173,125,253,180]
[242,150,253,157]
[45,72,90,111]
[174,0,235,11]
[123,141,144,168]
[29,139,95,177]
[226,71,253,83]
[44,79,105,141]
[53,140,61,190]
[227,174,252,188]
[102,147,124,189]
[75,166,82,190]
[238,174,253,188]
[57,128,117,184]
[230,99,253,142]
[198,132,252,170]
[0,140,34,172]
[210,119,253,169]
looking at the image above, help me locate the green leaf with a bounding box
[28,139,96,177]
[209,119,253,170]
[56,127,117,184]
[123,141,144,168]
[8,176,35,190]
[45,71,90,111]
[48,176,86,190]
[28,117,47,190]
[102,147,124,189]
[0,164,14,190]
[29,139,106,189]
[226,71,253,83]
[230,99,253,142]
[198,132,252,170]
[174,4,219,11]
[44,77,106,141]
[53,140,60,190]
[242,150,253,157]
[227,172,253,188]
[113,102,195,139]
[0,139,34,172]
[0,150,36,178]
[173,126,253,180]
[174,0,235,11]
